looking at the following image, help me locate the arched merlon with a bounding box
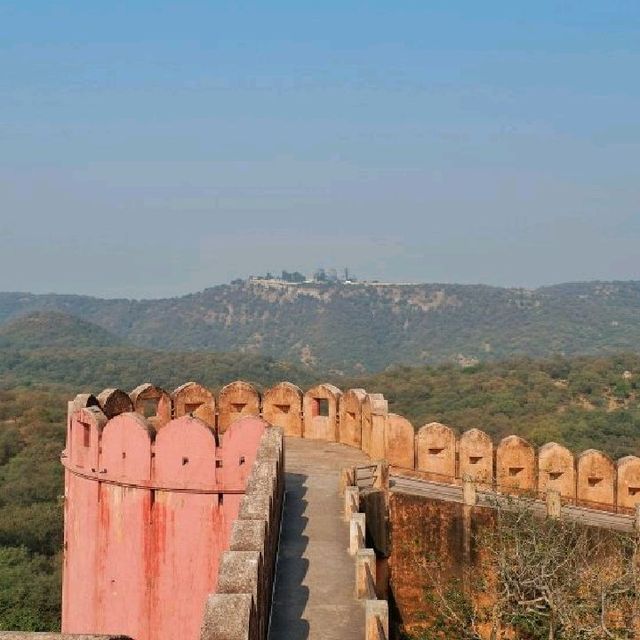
[362,393,387,458]
[384,414,414,468]
[221,416,269,487]
[339,388,366,448]
[416,422,456,480]
[496,435,536,493]
[172,382,216,428]
[218,381,261,434]
[129,383,171,429]
[617,455,640,510]
[262,382,303,437]
[577,449,615,507]
[68,407,107,471]
[538,442,575,499]
[458,428,493,486]
[69,393,100,414]
[100,412,154,484]
[97,388,134,419]
[155,416,217,489]
[303,383,342,442]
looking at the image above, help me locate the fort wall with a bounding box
[62,404,269,640]
[70,379,640,519]
[58,377,640,640]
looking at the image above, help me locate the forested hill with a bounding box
[1,280,640,373]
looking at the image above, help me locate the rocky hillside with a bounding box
[1,280,640,373]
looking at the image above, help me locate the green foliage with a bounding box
[0,311,121,349]
[3,280,640,373]
[0,387,67,630]
[352,354,640,458]
[0,547,61,631]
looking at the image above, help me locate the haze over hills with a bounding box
[1,279,640,373]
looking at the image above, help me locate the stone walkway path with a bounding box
[268,437,369,640]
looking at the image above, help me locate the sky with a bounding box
[1,1,639,298]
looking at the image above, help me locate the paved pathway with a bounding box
[269,437,368,640]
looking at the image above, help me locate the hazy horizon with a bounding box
[3,275,640,302]
[2,2,639,298]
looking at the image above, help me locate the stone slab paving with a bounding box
[269,437,369,640]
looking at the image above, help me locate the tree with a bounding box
[417,497,640,639]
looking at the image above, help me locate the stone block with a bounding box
[459,428,493,487]
[350,512,366,555]
[384,414,414,469]
[365,599,389,640]
[345,486,359,521]
[303,383,342,441]
[616,455,640,510]
[172,382,216,427]
[577,449,615,507]
[339,388,367,447]
[199,593,257,640]
[496,435,536,494]
[218,381,261,434]
[356,549,377,599]
[262,382,303,437]
[538,442,575,499]
[415,422,457,480]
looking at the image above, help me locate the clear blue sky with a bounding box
[1,1,638,298]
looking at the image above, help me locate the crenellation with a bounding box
[384,413,414,469]
[616,455,640,511]
[96,388,134,419]
[303,383,342,441]
[172,382,216,427]
[458,428,493,488]
[538,442,575,499]
[218,381,261,434]
[129,383,172,428]
[415,422,457,481]
[496,435,536,493]
[262,381,303,437]
[339,388,367,448]
[577,449,615,507]
[363,393,388,459]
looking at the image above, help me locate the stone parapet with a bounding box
[200,427,285,640]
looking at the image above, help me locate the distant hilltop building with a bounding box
[246,267,358,284]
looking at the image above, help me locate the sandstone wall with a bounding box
[63,407,267,640]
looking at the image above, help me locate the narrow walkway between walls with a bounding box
[268,437,369,640]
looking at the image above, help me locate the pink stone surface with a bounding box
[62,412,265,640]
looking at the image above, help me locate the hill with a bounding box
[2,280,640,372]
[0,311,122,349]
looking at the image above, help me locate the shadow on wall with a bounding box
[268,473,310,640]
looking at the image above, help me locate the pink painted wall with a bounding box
[62,412,266,640]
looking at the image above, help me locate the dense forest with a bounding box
[2,279,640,372]
[2,310,640,629]
[352,353,640,460]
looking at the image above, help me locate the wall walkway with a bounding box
[269,438,368,640]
